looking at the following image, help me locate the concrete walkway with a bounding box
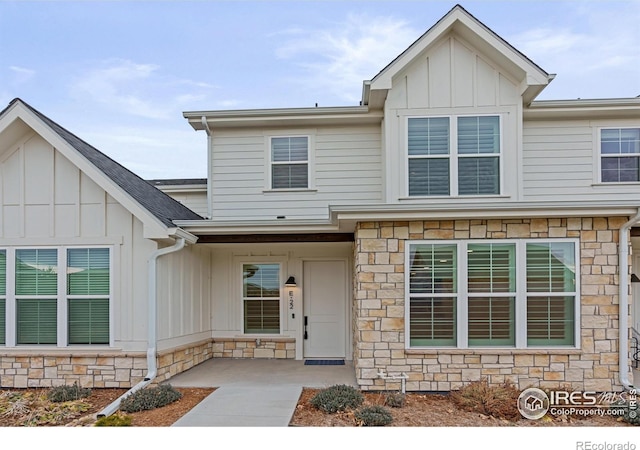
[168,359,357,427]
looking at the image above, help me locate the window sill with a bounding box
[263,189,317,193]
[398,195,510,201]
[591,182,640,187]
[0,347,144,356]
[405,347,581,355]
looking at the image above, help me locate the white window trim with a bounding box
[405,114,503,197]
[593,126,640,185]
[404,238,580,350]
[237,257,285,336]
[265,134,316,191]
[2,245,113,348]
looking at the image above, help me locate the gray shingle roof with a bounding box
[3,98,203,227]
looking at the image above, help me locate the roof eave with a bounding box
[184,106,381,130]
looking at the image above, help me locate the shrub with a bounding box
[355,405,393,426]
[450,378,520,421]
[95,413,132,427]
[120,384,182,413]
[385,392,406,408]
[47,382,92,403]
[310,384,363,413]
[611,399,640,426]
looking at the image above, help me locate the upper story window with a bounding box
[408,115,501,196]
[270,136,309,189]
[600,128,640,182]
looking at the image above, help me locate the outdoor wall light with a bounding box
[285,276,297,287]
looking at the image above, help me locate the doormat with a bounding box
[304,360,345,366]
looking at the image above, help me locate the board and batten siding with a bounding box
[382,33,521,203]
[156,243,213,351]
[385,34,520,111]
[209,126,382,221]
[0,131,211,352]
[522,120,640,202]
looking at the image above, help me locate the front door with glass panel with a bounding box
[303,260,346,358]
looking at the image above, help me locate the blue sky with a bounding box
[1,0,639,180]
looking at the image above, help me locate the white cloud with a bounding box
[71,59,216,119]
[9,65,36,84]
[275,14,420,103]
[509,4,640,98]
[79,124,206,179]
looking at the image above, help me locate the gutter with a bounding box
[618,209,640,391]
[97,237,186,418]
[202,116,213,220]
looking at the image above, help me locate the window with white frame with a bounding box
[67,248,110,345]
[0,247,110,346]
[242,263,280,334]
[600,128,640,182]
[271,136,309,189]
[408,115,501,196]
[407,239,577,348]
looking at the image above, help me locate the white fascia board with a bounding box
[174,202,639,235]
[173,219,341,235]
[370,7,550,92]
[10,102,174,239]
[156,185,207,194]
[184,106,380,130]
[330,202,639,221]
[525,98,640,119]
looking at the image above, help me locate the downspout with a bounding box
[618,209,640,390]
[97,237,186,418]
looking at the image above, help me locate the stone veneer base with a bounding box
[353,217,634,392]
[0,337,296,388]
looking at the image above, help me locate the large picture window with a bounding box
[0,247,111,347]
[408,115,501,196]
[407,239,577,348]
[242,263,280,334]
[600,128,640,182]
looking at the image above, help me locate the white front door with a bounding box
[303,260,347,358]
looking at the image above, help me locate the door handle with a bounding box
[304,316,308,340]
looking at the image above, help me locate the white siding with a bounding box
[209,126,382,221]
[209,242,352,354]
[386,35,520,111]
[0,132,154,351]
[522,120,640,202]
[383,34,521,203]
[156,243,213,350]
[164,191,208,218]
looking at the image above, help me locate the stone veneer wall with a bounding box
[211,337,296,359]
[353,217,632,392]
[0,340,216,388]
[0,337,297,388]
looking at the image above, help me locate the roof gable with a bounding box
[0,99,202,237]
[366,4,552,106]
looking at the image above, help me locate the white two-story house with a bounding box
[0,4,638,393]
